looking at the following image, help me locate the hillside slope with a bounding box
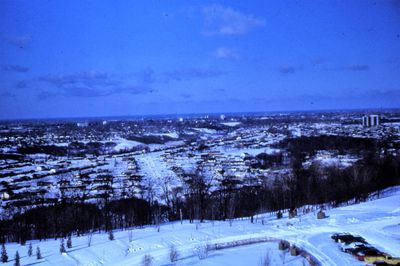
[3,187,400,266]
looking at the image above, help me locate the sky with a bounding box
[0,0,400,119]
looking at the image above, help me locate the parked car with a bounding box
[368,261,391,266]
[347,246,377,256]
[341,242,372,253]
[355,248,385,261]
[331,233,367,245]
[364,255,400,265]
[331,233,353,242]
[339,235,367,245]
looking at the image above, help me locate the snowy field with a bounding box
[213,146,280,157]
[221,122,242,127]
[3,187,400,266]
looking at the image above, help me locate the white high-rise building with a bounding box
[362,114,380,127]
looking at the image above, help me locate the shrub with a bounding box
[194,244,208,260]
[141,254,153,266]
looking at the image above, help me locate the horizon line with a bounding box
[1,107,399,123]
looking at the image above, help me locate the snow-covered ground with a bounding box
[135,151,182,202]
[221,122,242,127]
[213,146,280,157]
[3,187,400,266]
[113,137,144,152]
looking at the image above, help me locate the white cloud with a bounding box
[214,47,240,60]
[203,5,265,35]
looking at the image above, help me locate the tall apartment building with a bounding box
[362,114,380,127]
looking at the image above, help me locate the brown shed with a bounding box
[290,245,300,256]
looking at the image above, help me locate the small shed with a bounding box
[290,245,300,256]
[278,240,290,250]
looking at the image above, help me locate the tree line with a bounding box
[1,138,399,243]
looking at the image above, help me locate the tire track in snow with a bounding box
[294,239,337,266]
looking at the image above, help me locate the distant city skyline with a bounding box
[1,0,400,119]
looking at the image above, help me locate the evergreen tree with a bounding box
[1,243,8,263]
[36,246,42,260]
[108,230,114,241]
[28,242,33,256]
[14,251,20,266]
[60,239,66,254]
[67,235,72,249]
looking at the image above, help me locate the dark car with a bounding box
[346,236,367,245]
[331,233,353,242]
[331,233,367,244]
[347,246,378,256]
[342,242,372,253]
[370,261,390,266]
[355,248,384,261]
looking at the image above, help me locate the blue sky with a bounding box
[0,0,399,119]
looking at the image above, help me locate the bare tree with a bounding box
[87,232,93,247]
[60,238,66,254]
[128,230,134,242]
[169,244,179,263]
[14,251,20,266]
[194,244,208,260]
[183,164,214,223]
[28,242,33,256]
[36,246,42,260]
[1,243,8,263]
[227,195,236,227]
[219,174,241,220]
[153,206,161,232]
[67,235,72,248]
[141,254,153,266]
[108,230,114,241]
[171,187,184,222]
[161,176,174,220]
[142,178,156,222]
